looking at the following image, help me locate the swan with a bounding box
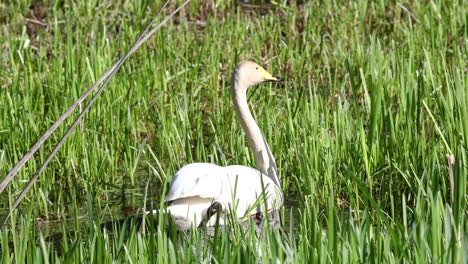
[163,61,284,230]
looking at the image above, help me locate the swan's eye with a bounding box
[256,67,259,70]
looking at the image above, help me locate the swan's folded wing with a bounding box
[165,163,226,201]
[225,165,283,216]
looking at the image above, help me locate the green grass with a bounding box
[0,0,466,262]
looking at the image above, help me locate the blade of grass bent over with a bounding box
[0,0,184,194]
[0,0,192,227]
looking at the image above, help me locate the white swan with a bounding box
[164,61,283,230]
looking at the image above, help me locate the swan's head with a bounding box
[232,61,283,90]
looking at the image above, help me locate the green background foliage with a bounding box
[0,0,466,262]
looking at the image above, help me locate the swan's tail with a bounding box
[165,197,221,229]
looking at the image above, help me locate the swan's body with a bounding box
[166,163,281,229]
[164,61,283,229]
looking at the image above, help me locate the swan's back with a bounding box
[166,163,226,201]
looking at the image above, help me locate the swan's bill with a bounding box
[258,67,284,82]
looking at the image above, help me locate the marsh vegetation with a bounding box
[0,0,466,262]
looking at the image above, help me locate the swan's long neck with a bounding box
[231,78,281,188]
